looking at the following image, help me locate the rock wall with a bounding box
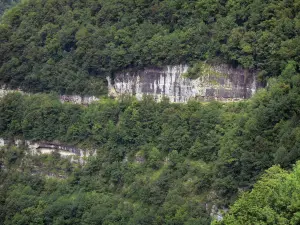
[1,63,261,104]
[59,95,99,105]
[0,138,96,164]
[0,88,23,98]
[107,64,260,103]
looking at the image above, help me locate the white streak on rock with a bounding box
[108,64,260,103]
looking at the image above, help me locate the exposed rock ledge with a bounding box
[1,63,261,104]
[59,95,99,105]
[107,64,261,103]
[0,138,96,164]
[0,88,99,105]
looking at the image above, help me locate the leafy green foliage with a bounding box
[1,1,300,223]
[214,162,300,225]
[0,95,223,224]
[0,0,299,93]
[0,0,19,16]
[1,64,300,223]
[0,61,299,223]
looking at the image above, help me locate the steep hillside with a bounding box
[1,59,300,223]
[0,0,299,94]
[1,0,300,224]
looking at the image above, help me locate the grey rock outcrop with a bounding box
[107,64,260,103]
[0,138,96,164]
[59,95,99,105]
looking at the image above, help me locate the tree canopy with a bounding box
[1,0,300,224]
[0,0,299,94]
[214,162,300,225]
[0,59,300,223]
[0,0,19,16]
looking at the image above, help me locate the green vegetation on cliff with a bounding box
[1,60,300,224]
[1,0,300,224]
[0,0,299,93]
[0,144,212,225]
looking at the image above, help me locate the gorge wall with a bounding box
[1,63,261,104]
[107,64,260,103]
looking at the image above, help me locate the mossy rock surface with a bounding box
[182,62,228,80]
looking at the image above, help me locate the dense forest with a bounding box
[215,162,300,225]
[1,0,300,224]
[1,59,300,224]
[0,0,299,94]
[0,0,18,16]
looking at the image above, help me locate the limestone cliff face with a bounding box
[107,64,260,103]
[59,95,99,105]
[1,63,260,104]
